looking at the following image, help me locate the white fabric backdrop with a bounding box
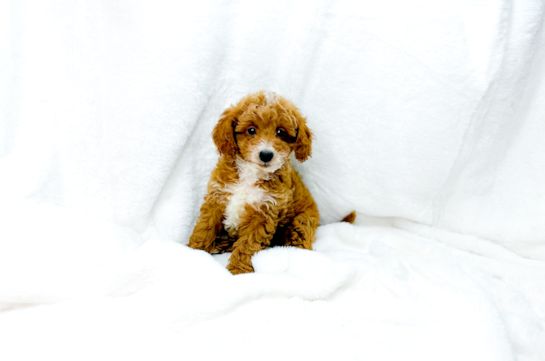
[1,0,544,360]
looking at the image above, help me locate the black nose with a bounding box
[259,151,274,163]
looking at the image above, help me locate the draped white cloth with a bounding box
[1,1,544,360]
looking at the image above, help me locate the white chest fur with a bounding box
[223,161,274,233]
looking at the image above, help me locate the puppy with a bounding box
[188,90,320,274]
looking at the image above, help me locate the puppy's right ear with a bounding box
[212,106,238,159]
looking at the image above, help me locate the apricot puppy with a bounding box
[188,90,319,274]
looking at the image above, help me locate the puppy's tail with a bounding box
[341,211,357,224]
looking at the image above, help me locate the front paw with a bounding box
[188,233,211,251]
[227,262,254,275]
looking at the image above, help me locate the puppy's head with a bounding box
[213,91,312,173]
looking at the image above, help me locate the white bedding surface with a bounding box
[1,1,544,360]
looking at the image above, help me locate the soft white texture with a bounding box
[1,0,545,360]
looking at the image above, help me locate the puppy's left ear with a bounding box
[293,115,313,162]
[212,106,238,159]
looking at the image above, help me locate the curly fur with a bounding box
[188,90,319,275]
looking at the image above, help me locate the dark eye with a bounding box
[247,127,256,135]
[276,128,286,138]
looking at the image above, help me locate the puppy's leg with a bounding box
[188,199,226,253]
[283,206,319,250]
[227,207,277,275]
[209,230,236,254]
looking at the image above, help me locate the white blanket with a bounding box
[1,0,544,360]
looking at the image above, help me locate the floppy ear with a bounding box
[212,106,238,159]
[293,115,313,162]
